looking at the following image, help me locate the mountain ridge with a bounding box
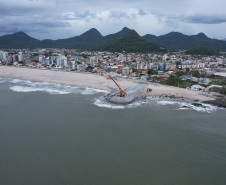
[1,28,226,51]
[142,32,226,51]
[97,29,166,53]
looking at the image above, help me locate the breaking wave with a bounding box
[94,97,146,109]
[146,97,221,113]
[2,77,223,112]
[0,77,8,83]
[10,86,70,95]
[8,78,108,95]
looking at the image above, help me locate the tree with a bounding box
[176,61,181,69]
[152,76,160,82]
[200,74,205,78]
[192,70,200,77]
[147,68,158,75]
[132,68,138,73]
[186,68,190,74]
[81,54,87,59]
[175,71,185,77]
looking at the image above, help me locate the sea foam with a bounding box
[146,97,221,113]
[9,78,108,96]
[94,97,146,109]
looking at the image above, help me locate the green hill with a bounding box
[0,32,39,49]
[1,28,226,52]
[143,32,226,51]
[97,30,166,53]
[186,47,216,56]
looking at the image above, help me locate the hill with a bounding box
[97,30,166,53]
[186,47,216,56]
[0,32,39,49]
[0,28,165,52]
[0,28,132,50]
[143,32,226,51]
[38,28,103,49]
[1,28,226,52]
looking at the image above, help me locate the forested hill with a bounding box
[1,28,226,52]
[97,30,166,53]
[142,32,226,51]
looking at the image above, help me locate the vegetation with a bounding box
[132,68,139,73]
[186,47,216,56]
[163,75,197,88]
[2,28,226,52]
[219,89,226,95]
[98,30,166,53]
[192,70,200,78]
[143,32,226,51]
[175,71,185,77]
[0,29,166,52]
[175,61,181,69]
[209,81,221,85]
[147,68,158,75]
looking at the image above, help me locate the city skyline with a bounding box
[1,0,226,40]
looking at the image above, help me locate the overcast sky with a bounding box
[1,0,226,40]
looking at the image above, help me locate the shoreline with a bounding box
[0,66,215,102]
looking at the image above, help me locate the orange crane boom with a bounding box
[109,75,127,96]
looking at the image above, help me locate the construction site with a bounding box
[104,75,149,104]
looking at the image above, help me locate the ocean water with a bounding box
[0,77,226,185]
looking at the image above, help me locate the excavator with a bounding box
[108,75,127,97]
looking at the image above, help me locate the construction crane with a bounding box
[108,75,127,97]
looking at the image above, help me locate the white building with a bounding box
[18,52,23,61]
[56,54,67,68]
[90,56,99,64]
[137,63,153,70]
[191,85,205,91]
[0,51,8,60]
[122,67,131,75]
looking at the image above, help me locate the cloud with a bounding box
[138,9,148,16]
[0,0,226,40]
[182,14,226,24]
[63,11,98,21]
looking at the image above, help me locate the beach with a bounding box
[0,66,215,101]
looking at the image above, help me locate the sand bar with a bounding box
[0,66,215,101]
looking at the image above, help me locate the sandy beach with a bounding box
[0,66,215,101]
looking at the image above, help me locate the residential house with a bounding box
[180,75,191,80]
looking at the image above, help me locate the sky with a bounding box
[1,0,226,40]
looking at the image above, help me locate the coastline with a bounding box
[0,66,215,102]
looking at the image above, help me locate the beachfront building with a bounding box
[23,53,31,65]
[56,54,67,68]
[7,56,14,65]
[43,57,53,66]
[77,64,86,71]
[0,51,8,61]
[18,52,23,62]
